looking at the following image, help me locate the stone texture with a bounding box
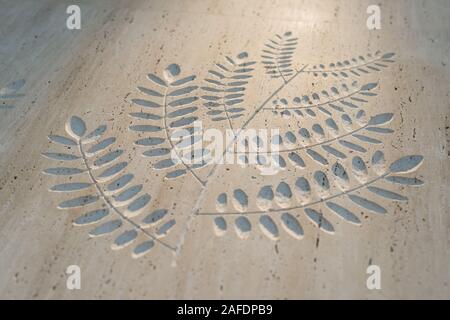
[0,0,449,299]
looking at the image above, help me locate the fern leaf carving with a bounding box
[267,81,378,116]
[234,106,393,172]
[261,31,298,81]
[129,64,209,184]
[43,116,176,258]
[0,79,25,109]
[227,81,394,173]
[202,52,255,127]
[38,30,423,261]
[200,150,424,241]
[305,52,396,78]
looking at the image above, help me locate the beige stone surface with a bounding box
[0,0,449,299]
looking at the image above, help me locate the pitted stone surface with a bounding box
[0,0,448,299]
